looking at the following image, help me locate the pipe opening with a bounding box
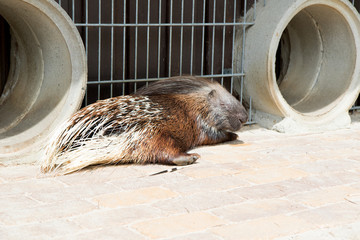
[275,28,290,86]
[0,15,10,97]
[0,0,86,163]
[275,5,356,115]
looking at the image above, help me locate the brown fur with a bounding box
[41,76,248,174]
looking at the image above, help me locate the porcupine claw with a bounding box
[172,153,200,166]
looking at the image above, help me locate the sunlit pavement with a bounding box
[1,115,360,239]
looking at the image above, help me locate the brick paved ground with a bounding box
[1,114,360,239]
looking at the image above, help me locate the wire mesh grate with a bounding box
[55,0,359,120]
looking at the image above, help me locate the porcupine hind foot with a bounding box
[170,153,200,166]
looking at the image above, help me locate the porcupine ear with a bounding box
[207,90,217,99]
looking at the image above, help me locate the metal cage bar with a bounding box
[55,0,359,120]
[56,0,251,99]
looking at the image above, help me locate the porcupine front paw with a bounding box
[171,153,200,166]
[226,132,238,141]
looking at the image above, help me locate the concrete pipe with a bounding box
[0,0,87,164]
[234,0,360,132]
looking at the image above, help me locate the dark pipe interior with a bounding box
[0,15,10,97]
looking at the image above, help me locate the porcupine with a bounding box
[41,76,248,174]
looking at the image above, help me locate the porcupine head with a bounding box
[41,76,248,174]
[135,76,248,144]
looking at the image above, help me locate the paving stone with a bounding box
[0,219,84,240]
[178,164,241,179]
[109,172,190,191]
[274,229,336,240]
[235,167,308,184]
[287,185,360,207]
[132,212,226,239]
[28,182,119,203]
[275,221,360,240]
[0,194,41,212]
[198,150,255,164]
[230,183,288,200]
[293,159,360,174]
[348,152,360,161]
[211,215,314,240]
[70,205,162,229]
[129,164,181,175]
[57,226,145,240]
[153,191,245,214]
[268,178,321,195]
[293,202,360,228]
[325,221,360,240]
[55,165,145,185]
[292,172,360,191]
[164,174,250,194]
[261,171,360,197]
[230,172,357,201]
[90,186,178,208]
[211,199,307,222]
[0,178,65,196]
[240,155,292,169]
[279,143,329,154]
[164,232,223,240]
[0,199,97,225]
[0,164,40,182]
[345,193,360,205]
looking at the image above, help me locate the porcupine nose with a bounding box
[239,106,248,124]
[229,106,248,131]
